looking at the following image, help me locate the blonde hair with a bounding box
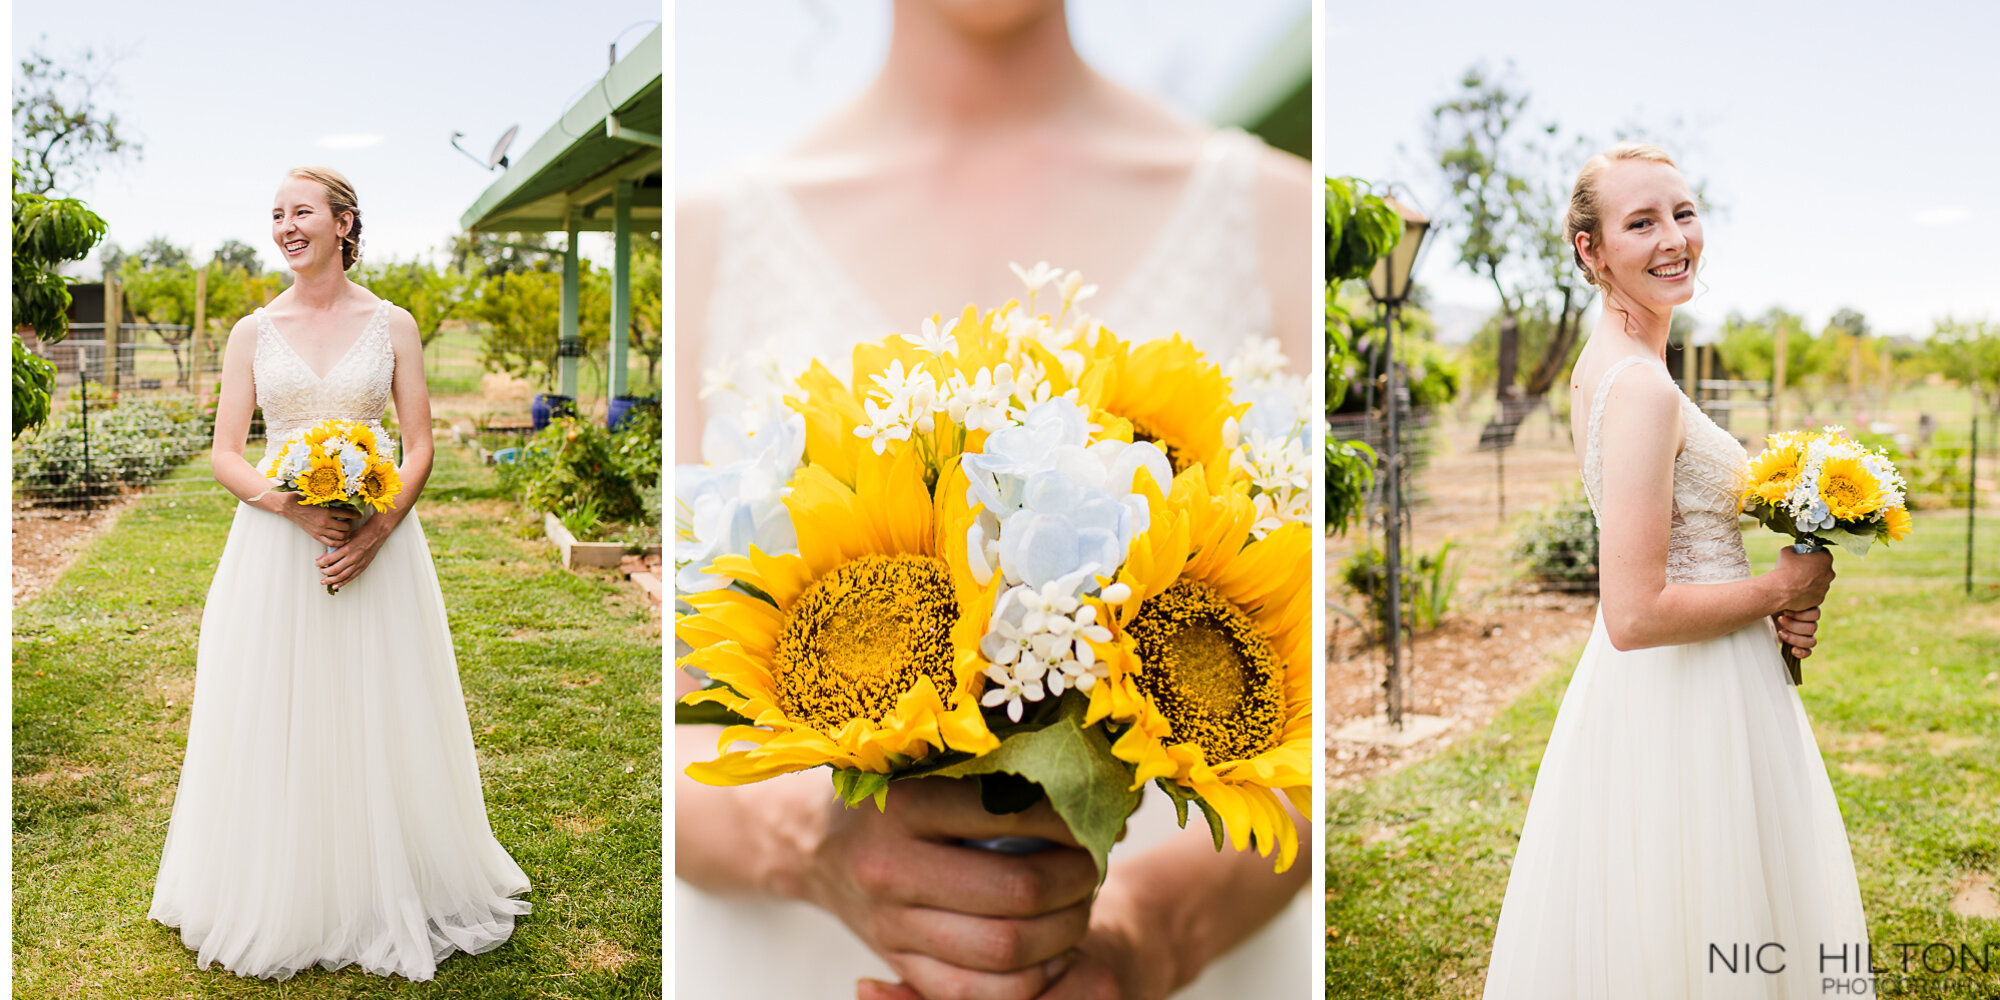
[286,166,363,270]
[1565,143,1678,289]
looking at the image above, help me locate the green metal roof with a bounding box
[460,24,664,234]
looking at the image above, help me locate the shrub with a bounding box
[1336,538,1463,641]
[500,413,661,542]
[14,397,214,502]
[1512,496,1599,587]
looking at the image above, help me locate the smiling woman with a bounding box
[146,166,532,981]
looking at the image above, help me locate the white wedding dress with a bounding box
[679,127,1310,998]
[149,298,531,981]
[1482,356,1871,998]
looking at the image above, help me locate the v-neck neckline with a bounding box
[263,299,388,382]
[757,128,1243,333]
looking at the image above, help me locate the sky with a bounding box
[11,0,661,277]
[677,0,1306,189]
[1326,0,2000,342]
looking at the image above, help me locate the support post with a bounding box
[1971,409,1980,597]
[610,180,632,401]
[105,273,122,396]
[559,215,580,399]
[1772,318,1789,434]
[192,265,208,398]
[1383,301,1405,729]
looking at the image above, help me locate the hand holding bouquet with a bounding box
[260,418,403,594]
[1740,426,1911,682]
[677,265,1311,878]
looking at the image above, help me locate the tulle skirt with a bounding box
[1483,611,1871,999]
[149,502,531,980]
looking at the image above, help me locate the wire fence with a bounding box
[1330,383,2000,664]
[12,321,660,508]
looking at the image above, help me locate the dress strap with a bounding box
[1582,356,1665,522]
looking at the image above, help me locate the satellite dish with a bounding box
[488,125,518,170]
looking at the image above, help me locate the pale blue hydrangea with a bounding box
[673,412,805,595]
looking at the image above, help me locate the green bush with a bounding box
[14,397,214,502]
[500,412,661,542]
[1337,538,1463,641]
[1512,496,1599,586]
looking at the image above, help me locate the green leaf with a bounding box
[1153,778,1227,851]
[673,699,753,727]
[929,700,1141,880]
[832,768,891,811]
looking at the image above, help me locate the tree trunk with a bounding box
[1495,311,1520,401]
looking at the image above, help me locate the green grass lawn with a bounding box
[1325,511,2000,998]
[12,444,662,999]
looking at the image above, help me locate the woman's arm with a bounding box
[1042,809,1308,999]
[319,306,431,588]
[210,315,354,546]
[1596,365,1834,650]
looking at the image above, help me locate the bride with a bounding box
[675,2,1310,997]
[1482,144,1871,998]
[148,167,531,980]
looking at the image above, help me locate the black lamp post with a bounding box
[1365,194,1429,728]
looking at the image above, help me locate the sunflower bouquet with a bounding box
[1740,425,1911,682]
[260,417,403,594]
[676,264,1312,876]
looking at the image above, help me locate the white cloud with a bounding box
[1914,207,1969,227]
[315,133,385,150]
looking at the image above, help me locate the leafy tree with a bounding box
[211,238,261,275]
[1325,177,1400,537]
[1428,65,1589,403]
[354,258,466,347]
[470,262,610,389]
[1930,318,2000,420]
[12,41,138,196]
[628,233,664,390]
[118,246,282,389]
[12,161,108,435]
[448,230,559,278]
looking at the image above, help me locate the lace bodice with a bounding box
[1582,356,1752,584]
[254,299,396,450]
[698,128,1273,420]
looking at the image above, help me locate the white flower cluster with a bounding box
[674,412,806,597]
[961,397,1167,722]
[699,344,804,431]
[1782,427,1906,533]
[1224,338,1310,539]
[852,334,1059,454]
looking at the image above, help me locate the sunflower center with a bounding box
[1129,420,1188,474]
[774,553,958,732]
[1125,579,1284,763]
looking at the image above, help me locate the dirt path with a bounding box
[13,498,138,607]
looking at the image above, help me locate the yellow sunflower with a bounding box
[358,458,402,512]
[297,452,349,505]
[1816,454,1887,522]
[679,444,999,785]
[1077,334,1247,480]
[1096,465,1311,872]
[1882,504,1912,542]
[1741,440,1805,508]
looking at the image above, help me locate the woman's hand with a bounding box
[268,493,356,548]
[318,512,393,589]
[1774,606,1822,660]
[1771,544,1835,612]
[811,777,1097,1000]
